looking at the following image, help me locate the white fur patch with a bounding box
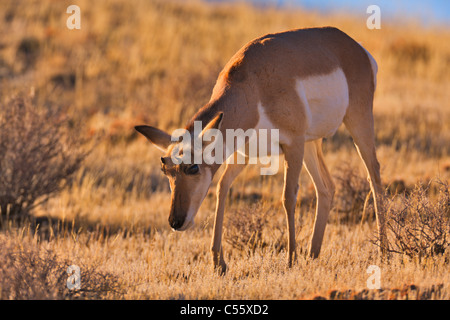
[359,43,378,89]
[296,68,349,141]
[228,103,287,162]
[255,103,291,147]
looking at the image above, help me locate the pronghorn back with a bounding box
[192,27,377,144]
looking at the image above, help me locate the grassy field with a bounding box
[0,0,449,299]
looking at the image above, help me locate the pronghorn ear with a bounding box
[200,112,223,137]
[135,125,172,152]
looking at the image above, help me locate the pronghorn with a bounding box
[135,27,385,274]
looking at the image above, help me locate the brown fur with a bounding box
[187,27,374,146]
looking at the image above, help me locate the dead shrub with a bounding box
[333,164,372,224]
[372,180,450,260]
[0,236,123,299]
[16,37,40,71]
[225,204,284,253]
[0,96,87,218]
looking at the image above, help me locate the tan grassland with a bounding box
[0,0,449,299]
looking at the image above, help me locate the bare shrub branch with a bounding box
[225,204,283,253]
[0,96,87,218]
[371,180,450,260]
[0,236,123,299]
[333,164,372,224]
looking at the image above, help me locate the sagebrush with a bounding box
[0,96,86,218]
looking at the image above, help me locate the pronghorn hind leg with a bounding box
[303,139,335,258]
[211,160,247,275]
[344,112,387,253]
[281,139,304,267]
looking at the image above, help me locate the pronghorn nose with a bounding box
[169,217,184,230]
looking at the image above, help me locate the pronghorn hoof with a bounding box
[287,251,298,267]
[214,262,227,275]
[309,250,320,259]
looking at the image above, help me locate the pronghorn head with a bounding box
[135,113,223,231]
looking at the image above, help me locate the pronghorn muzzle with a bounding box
[168,213,185,230]
[167,186,192,231]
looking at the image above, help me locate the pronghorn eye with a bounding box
[185,164,199,175]
[160,157,167,174]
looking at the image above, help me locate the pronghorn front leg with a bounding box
[281,140,304,267]
[211,161,246,274]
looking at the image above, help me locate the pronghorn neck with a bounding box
[184,89,250,172]
[185,85,249,133]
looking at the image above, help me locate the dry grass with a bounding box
[0,233,123,299]
[0,0,449,300]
